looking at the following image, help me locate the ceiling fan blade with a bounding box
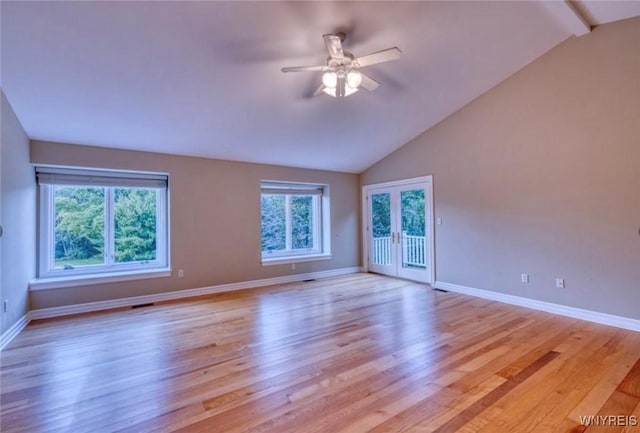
[323,34,344,60]
[359,73,380,91]
[281,65,329,73]
[337,75,346,97]
[355,47,401,67]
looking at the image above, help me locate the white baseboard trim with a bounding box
[30,267,362,320]
[0,313,31,351]
[434,281,640,332]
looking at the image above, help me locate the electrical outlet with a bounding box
[291,263,296,270]
[521,274,529,283]
[436,217,442,225]
[556,278,565,289]
[178,269,184,278]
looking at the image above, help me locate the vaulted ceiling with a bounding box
[2,1,638,173]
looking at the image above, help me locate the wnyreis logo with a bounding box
[579,415,638,426]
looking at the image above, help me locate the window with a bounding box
[260,181,330,264]
[36,167,169,280]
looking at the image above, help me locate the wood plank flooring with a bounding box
[1,273,639,432]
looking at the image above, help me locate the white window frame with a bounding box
[260,181,331,266]
[35,166,170,282]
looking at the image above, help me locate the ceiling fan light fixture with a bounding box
[281,33,400,99]
[321,71,338,89]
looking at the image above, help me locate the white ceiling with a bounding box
[1,1,637,173]
[571,0,640,25]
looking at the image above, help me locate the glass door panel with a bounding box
[368,191,395,275]
[397,187,428,282]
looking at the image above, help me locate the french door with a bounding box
[364,177,433,283]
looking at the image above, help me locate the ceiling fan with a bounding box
[281,33,401,98]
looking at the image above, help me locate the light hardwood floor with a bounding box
[1,273,639,433]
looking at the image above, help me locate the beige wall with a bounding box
[362,18,640,319]
[1,91,35,333]
[30,141,360,309]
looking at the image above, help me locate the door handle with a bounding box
[391,232,395,244]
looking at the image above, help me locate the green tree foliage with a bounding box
[261,194,315,252]
[261,195,286,252]
[291,195,313,249]
[371,193,391,238]
[54,187,105,264]
[54,186,157,266]
[370,189,425,238]
[400,190,425,236]
[114,188,157,262]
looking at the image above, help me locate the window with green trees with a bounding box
[37,167,168,278]
[260,181,329,261]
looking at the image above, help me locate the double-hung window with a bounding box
[260,181,331,265]
[36,167,169,281]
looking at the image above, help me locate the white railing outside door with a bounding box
[372,237,392,265]
[401,234,426,268]
[372,235,426,268]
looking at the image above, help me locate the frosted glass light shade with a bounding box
[322,72,338,89]
[346,70,363,88]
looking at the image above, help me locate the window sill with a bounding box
[261,253,332,267]
[30,268,172,291]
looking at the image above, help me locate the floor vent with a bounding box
[434,288,449,293]
[303,279,316,282]
[131,303,155,309]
